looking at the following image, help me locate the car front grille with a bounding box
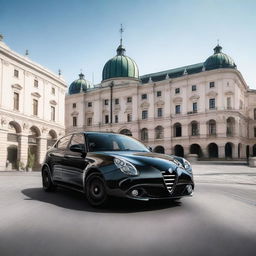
[161,170,176,193]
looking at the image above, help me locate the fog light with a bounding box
[186,185,193,194]
[131,189,139,197]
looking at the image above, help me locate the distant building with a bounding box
[0,36,66,170]
[66,41,256,159]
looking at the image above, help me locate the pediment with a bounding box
[114,105,121,111]
[140,101,150,109]
[173,97,183,103]
[124,106,132,113]
[155,100,165,107]
[31,92,41,98]
[102,109,109,114]
[71,111,79,116]
[189,94,200,100]
[12,84,23,90]
[49,100,57,105]
[225,91,234,96]
[206,91,218,97]
[85,109,94,115]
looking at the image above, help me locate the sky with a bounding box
[1,0,256,88]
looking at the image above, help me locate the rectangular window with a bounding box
[104,99,109,105]
[73,116,77,127]
[192,85,197,91]
[87,117,92,126]
[127,114,132,122]
[127,97,132,103]
[175,88,180,94]
[105,115,109,124]
[115,98,119,105]
[73,103,76,108]
[88,102,92,107]
[209,98,216,109]
[14,69,19,78]
[13,92,19,111]
[51,87,55,95]
[193,102,197,112]
[157,108,163,117]
[33,99,38,116]
[209,81,215,88]
[34,79,38,88]
[115,115,118,123]
[141,94,147,100]
[142,110,148,120]
[51,106,55,121]
[157,91,161,97]
[175,105,181,114]
[227,97,231,109]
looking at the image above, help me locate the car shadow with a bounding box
[21,187,181,213]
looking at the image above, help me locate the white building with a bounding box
[66,41,256,160]
[0,36,66,170]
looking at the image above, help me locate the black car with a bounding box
[42,132,194,207]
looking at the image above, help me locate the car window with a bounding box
[69,133,85,150]
[57,135,72,150]
[87,133,149,152]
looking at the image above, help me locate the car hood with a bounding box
[94,151,181,171]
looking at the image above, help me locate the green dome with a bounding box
[102,44,139,81]
[204,44,236,71]
[68,73,92,95]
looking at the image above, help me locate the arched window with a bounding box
[155,126,164,139]
[191,121,199,136]
[120,129,132,136]
[226,117,235,136]
[141,128,148,141]
[208,119,216,135]
[174,123,182,137]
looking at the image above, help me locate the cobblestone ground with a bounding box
[193,164,256,185]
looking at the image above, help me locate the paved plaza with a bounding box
[0,164,255,256]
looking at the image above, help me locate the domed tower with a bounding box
[68,72,92,95]
[102,43,139,82]
[204,44,236,71]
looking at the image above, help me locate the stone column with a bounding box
[19,134,29,168]
[233,143,238,159]
[183,145,190,157]
[201,146,208,158]
[219,145,225,159]
[0,129,8,171]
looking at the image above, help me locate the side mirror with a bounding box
[70,144,85,153]
[148,146,153,152]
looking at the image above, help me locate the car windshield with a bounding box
[87,133,149,152]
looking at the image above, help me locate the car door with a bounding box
[61,133,88,189]
[51,135,72,182]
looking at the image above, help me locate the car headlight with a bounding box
[183,159,192,171]
[114,158,138,176]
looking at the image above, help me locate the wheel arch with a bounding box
[83,167,103,191]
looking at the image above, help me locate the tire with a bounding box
[85,173,109,207]
[42,167,56,192]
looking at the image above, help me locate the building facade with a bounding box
[66,41,256,160]
[0,36,66,170]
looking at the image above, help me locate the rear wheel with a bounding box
[86,173,108,207]
[42,167,56,192]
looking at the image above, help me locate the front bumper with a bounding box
[103,166,194,201]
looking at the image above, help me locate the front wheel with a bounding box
[85,173,108,207]
[42,167,56,192]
